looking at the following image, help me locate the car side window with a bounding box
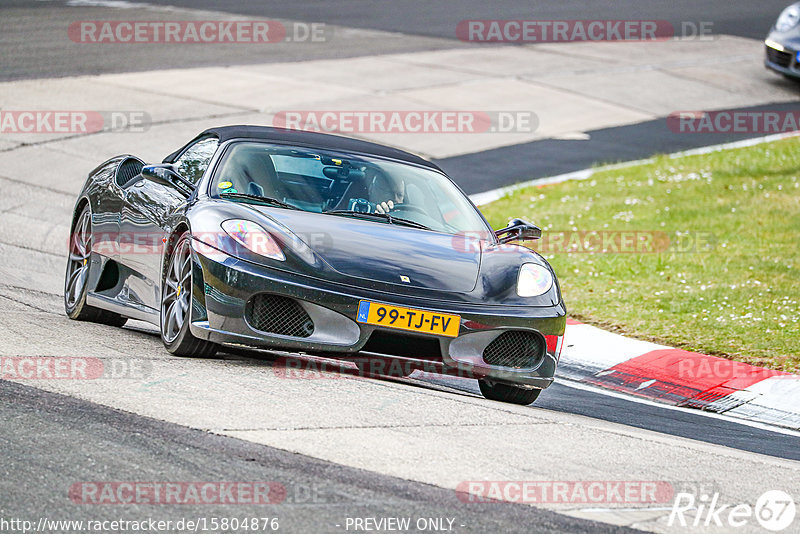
[174,137,218,185]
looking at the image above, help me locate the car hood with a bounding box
[257,208,483,293]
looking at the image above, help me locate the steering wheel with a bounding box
[347,198,375,213]
[389,203,427,216]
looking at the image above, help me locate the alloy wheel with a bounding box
[65,209,92,310]
[161,237,192,343]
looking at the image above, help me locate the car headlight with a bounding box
[221,219,285,262]
[517,263,553,297]
[776,4,800,32]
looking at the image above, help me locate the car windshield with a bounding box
[210,142,490,235]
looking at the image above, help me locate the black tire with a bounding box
[64,205,128,327]
[160,232,218,358]
[479,379,541,405]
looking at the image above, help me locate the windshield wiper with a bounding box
[323,210,431,231]
[219,192,299,210]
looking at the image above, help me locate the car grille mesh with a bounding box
[482,331,545,369]
[116,158,144,187]
[766,46,793,68]
[245,294,314,338]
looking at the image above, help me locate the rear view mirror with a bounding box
[495,218,542,244]
[322,166,366,180]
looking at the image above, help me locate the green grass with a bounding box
[480,138,800,372]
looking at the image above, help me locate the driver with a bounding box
[369,171,405,214]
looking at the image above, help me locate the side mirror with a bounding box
[141,164,193,196]
[495,218,542,244]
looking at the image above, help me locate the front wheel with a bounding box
[64,206,127,327]
[479,379,541,405]
[160,232,218,358]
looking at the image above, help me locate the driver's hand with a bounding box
[375,200,394,214]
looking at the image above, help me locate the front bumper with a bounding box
[765,38,800,78]
[189,244,566,389]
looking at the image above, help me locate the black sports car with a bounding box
[65,126,566,405]
[765,2,800,79]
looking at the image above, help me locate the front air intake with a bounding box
[482,331,545,369]
[361,330,443,360]
[766,46,793,68]
[245,294,314,338]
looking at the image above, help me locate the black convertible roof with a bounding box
[164,125,440,171]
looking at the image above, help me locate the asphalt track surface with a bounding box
[438,101,800,195]
[427,376,800,462]
[2,1,800,532]
[73,0,793,41]
[0,380,630,534]
[0,0,793,80]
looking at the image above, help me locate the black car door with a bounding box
[118,136,219,311]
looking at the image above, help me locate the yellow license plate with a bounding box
[357,301,460,338]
